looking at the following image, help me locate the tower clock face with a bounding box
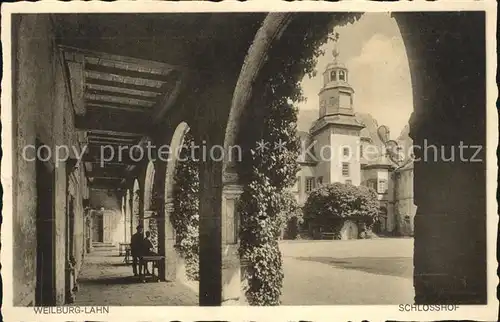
[339,92,351,109]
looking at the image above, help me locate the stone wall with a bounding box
[12,14,88,305]
[394,166,416,236]
[89,190,127,245]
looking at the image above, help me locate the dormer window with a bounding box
[330,70,337,82]
[339,70,346,81]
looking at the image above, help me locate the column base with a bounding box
[222,244,245,305]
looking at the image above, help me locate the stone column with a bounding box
[162,198,184,282]
[198,159,223,306]
[85,213,92,253]
[221,170,244,305]
[396,13,487,304]
[128,191,134,239]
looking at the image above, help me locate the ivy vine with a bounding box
[237,13,362,305]
[171,132,200,281]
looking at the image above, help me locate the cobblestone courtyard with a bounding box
[73,238,413,305]
[280,238,414,305]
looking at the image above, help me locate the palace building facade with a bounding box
[292,49,416,237]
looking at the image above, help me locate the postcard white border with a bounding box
[1,1,498,321]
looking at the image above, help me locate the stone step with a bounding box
[92,242,117,251]
[92,242,115,247]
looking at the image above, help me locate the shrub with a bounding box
[277,191,303,239]
[303,182,379,232]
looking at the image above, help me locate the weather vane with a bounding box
[332,47,339,60]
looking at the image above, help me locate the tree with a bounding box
[303,182,379,234]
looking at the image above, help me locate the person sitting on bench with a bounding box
[141,231,155,278]
[130,225,144,277]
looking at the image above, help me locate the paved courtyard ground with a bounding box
[280,238,415,305]
[73,250,198,306]
[73,238,413,306]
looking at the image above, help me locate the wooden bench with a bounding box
[141,255,165,282]
[321,232,336,240]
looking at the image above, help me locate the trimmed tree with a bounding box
[303,182,379,239]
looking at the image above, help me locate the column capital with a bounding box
[223,183,243,198]
[164,197,175,213]
[222,163,240,185]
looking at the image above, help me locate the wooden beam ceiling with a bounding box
[61,45,188,188]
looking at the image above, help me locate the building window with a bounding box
[343,147,350,157]
[378,179,388,194]
[342,162,350,177]
[330,70,336,81]
[360,145,363,158]
[306,177,315,193]
[367,179,377,191]
[345,179,352,185]
[317,176,323,186]
[339,70,346,81]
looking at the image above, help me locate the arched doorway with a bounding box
[374,206,388,234]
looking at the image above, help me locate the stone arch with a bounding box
[225,12,487,305]
[143,161,156,212]
[132,178,141,230]
[162,121,191,282]
[223,13,293,177]
[125,189,133,240]
[165,122,190,208]
[220,16,296,304]
[143,161,158,252]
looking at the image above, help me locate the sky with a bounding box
[297,12,413,139]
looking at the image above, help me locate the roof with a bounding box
[297,131,318,164]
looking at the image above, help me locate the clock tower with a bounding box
[318,47,355,118]
[310,42,365,186]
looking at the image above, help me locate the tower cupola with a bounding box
[318,43,355,119]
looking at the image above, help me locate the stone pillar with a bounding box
[221,170,244,305]
[162,198,184,282]
[139,187,145,231]
[198,159,223,306]
[396,12,487,304]
[128,191,134,239]
[85,214,92,253]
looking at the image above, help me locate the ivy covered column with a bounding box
[221,168,244,305]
